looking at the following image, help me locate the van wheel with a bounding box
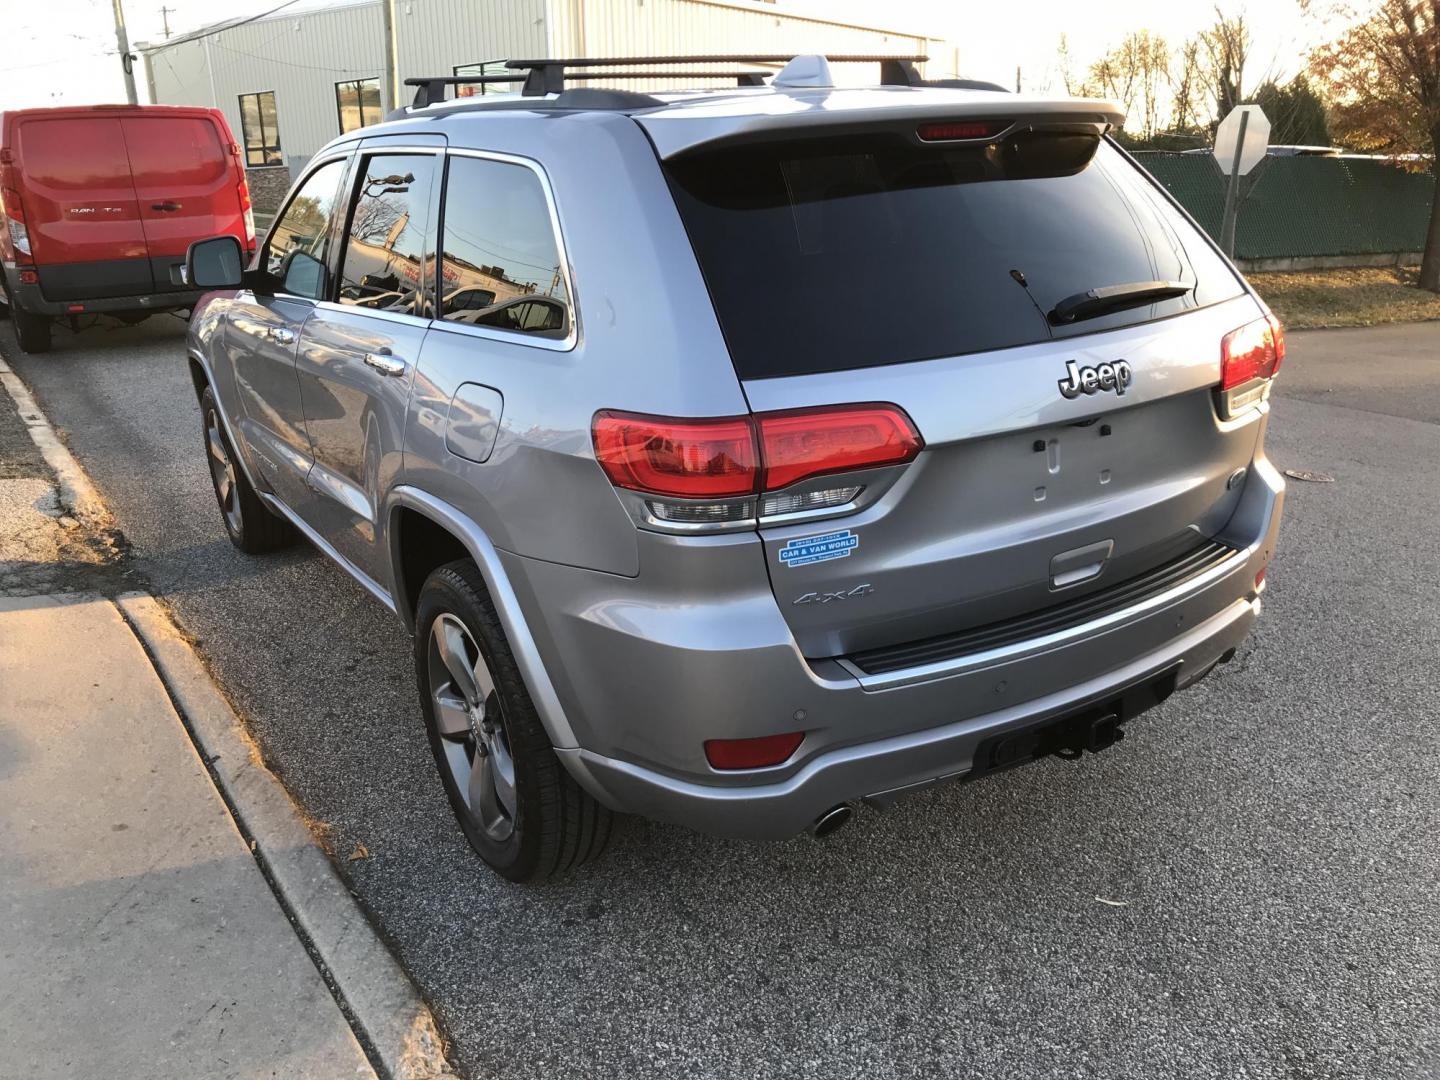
[12,306,51,354]
[415,560,614,882]
[199,385,295,553]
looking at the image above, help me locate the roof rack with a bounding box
[403,54,930,108]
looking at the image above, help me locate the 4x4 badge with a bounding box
[1059,359,1133,400]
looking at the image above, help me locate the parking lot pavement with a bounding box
[4,317,1439,1080]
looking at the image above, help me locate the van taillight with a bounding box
[1218,314,1284,417]
[237,177,256,254]
[1,186,31,260]
[592,404,922,524]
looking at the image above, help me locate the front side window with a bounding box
[265,158,348,299]
[335,78,382,134]
[437,155,570,339]
[336,154,438,315]
[238,91,282,167]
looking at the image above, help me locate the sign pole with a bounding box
[1219,110,1249,260]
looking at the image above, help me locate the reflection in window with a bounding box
[335,78,382,134]
[336,154,436,315]
[265,158,347,300]
[238,91,282,167]
[437,156,569,338]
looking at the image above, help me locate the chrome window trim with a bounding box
[838,543,1257,690]
[431,147,580,353]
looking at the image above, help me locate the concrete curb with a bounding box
[118,596,457,1077]
[0,357,110,527]
[117,593,457,1080]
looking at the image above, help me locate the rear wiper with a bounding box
[1048,280,1193,325]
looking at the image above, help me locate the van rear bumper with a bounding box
[3,266,202,316]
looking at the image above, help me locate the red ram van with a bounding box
[0,104,256,354]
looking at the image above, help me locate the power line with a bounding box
[146,0,308,50]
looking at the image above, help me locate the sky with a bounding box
[2,0,1334,113]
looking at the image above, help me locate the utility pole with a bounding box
[380,0,400,114]
[1015,65,1021,93]
[112,0,139,105]
[159,5,173,38]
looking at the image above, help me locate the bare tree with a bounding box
[1081,31,1171,136]
[1170,39,1206,131]
[1201,7,1252,122]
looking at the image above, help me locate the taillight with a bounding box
[1218,314,1284,418]
[2,186,31,260]
[592,404,922,525]
[757,405,922,491]
[1221,315,1285,390]
[704,732,804,770]
[592,413,758,498]
[237,176,256,254]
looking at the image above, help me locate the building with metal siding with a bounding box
[140,0,952,203]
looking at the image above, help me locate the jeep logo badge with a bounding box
[1059,359,1133,400]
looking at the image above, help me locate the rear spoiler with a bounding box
[638,93,1125,159]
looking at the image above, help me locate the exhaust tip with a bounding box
[809,803,853,839]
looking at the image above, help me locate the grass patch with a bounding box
[1248,266,1440,330]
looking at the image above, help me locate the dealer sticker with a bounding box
[778,529,859,568]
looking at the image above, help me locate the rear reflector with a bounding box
[704,732,804,770]
[19,269,38,285]
[1221,315,1285,391]
[592,404,922,501]
[1255,568,1267,589]
[917,120,1008,141]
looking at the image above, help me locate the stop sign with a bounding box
[1213,105,1271,175]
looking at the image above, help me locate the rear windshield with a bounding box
[664,131,1243,380]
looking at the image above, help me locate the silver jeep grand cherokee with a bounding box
[183,55,1285,881]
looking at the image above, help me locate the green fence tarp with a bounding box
[1135,153,1436,260]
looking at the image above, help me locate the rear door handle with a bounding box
[151,201,182,212]
[269,327,296,345]
[363,351,407,377]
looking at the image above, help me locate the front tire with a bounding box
[415,560,613,881]
[199,385,295,553]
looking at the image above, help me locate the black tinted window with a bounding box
[666,134,1242,379]
[266,158,346,300]
[336,154,437,315]
[437,155,570,339]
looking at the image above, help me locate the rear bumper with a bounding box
[3,267,202,316]
[519,451,1284,840]
[561,594,1259,839]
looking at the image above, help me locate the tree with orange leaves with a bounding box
[1310,0,1440,291]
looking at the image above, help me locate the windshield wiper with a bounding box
[1047,280,1193,325]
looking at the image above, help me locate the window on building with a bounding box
[453,60,509,98]
[335,78,383,134]
[336,154,438,315]
[437,155,570,339]
[238,91,282,167]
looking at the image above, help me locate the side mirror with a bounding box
[185,235,245,289]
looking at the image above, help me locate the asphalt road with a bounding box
[5,315,1438,1080]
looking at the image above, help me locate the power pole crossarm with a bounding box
[112,0,139,104]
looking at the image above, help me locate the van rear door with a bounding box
[13,115,151,299]
[121,114,244,296]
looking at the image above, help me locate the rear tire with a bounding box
[199,385,296,553]
[11,305,51,354]
[415,560,614,881]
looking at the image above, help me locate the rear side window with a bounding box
[665,133,1243,379]
[266,158,346,300]
[436,155,570,340]
[335,153,438,315]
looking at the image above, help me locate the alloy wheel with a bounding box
[205,409,242,535]
[427,613,518,842]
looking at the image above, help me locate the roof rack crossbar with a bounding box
[406,54,930,106]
